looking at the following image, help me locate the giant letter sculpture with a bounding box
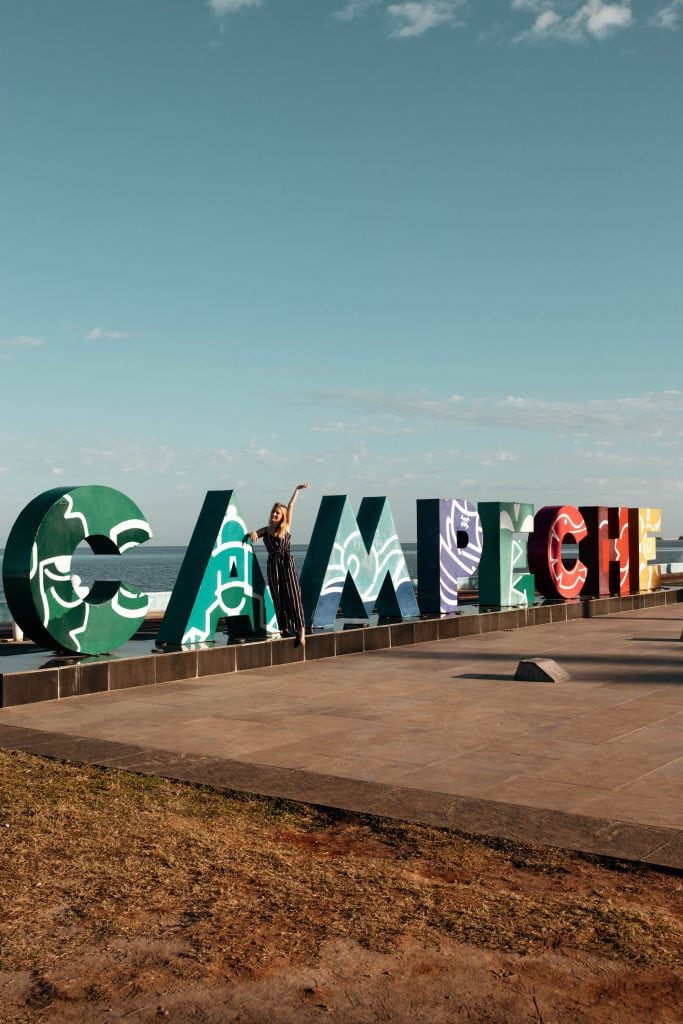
[478,502,535,607]
[416,498,482,613]
[157,490,277,646]
[3,485,152,655]
[628,507,661,593]
[527,505,588,599]
[578,506,609,596]
[579,506,631,596]
[608,506,631,595]
[300,495,419,629]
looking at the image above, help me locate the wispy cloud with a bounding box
[514,1,633,43]
[651,0,683,29]
[309,417,419,436]
[335,0,466,36]
[294,387,683,440]
[1,412,681,540]
[574,448,666,466]
[335,0,382,20]
[209,0,262,16]
[386,1,465,37]
[0,433,278,482]
[208,0,678,42]
[83,327,132,341]
[0,335,46,348]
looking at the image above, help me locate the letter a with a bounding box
[157,491,277,646]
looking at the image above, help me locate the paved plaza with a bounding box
[1,604,681,868]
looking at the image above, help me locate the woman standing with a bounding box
[249,483,308,646]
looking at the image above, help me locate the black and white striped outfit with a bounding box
[263,530,305,634]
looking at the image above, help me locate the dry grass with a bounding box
[1,748,680,985]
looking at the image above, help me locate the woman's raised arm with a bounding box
[286,483,309,526]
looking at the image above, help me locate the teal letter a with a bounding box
[157,490,277,646]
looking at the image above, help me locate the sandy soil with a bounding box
[0,751,680,1023]
[2,935,681,1023]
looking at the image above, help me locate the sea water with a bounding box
[1,539,682,624]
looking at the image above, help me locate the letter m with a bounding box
[300,495,419,629]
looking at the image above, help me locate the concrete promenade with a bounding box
[1,604,681,868]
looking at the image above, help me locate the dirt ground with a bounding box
[0,750,680,1023]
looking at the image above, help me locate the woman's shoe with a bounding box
[294,629,306,648]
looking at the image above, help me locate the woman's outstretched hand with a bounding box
[248,531,259,543]
[296,483,309,491]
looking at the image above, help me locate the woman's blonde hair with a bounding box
[269,502,289,537]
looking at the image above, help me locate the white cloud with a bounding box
[0,434,240,485]
[209,0,262,15]
[480,451,520,466]
[0,335,46,347]
[310,417,419,436]
[297,387,683,441]
[2,412,682,541]
[205,0,669,43]
[83,327,132,341]
[580,0,632,37]
[575,449,665,465]
[651,0,683,30]
[386,1,464,37]
[515,0,633,42]
[335,0,382,20]
[532,10,563,33]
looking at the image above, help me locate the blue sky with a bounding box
[1,0,681,544]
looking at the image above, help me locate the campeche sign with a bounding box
[1,485,661,656]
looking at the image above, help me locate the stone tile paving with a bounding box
[0,604,681,867]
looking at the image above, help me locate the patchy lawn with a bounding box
[0,749,680,1023]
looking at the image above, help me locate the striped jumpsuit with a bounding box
[263,530,305,635]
